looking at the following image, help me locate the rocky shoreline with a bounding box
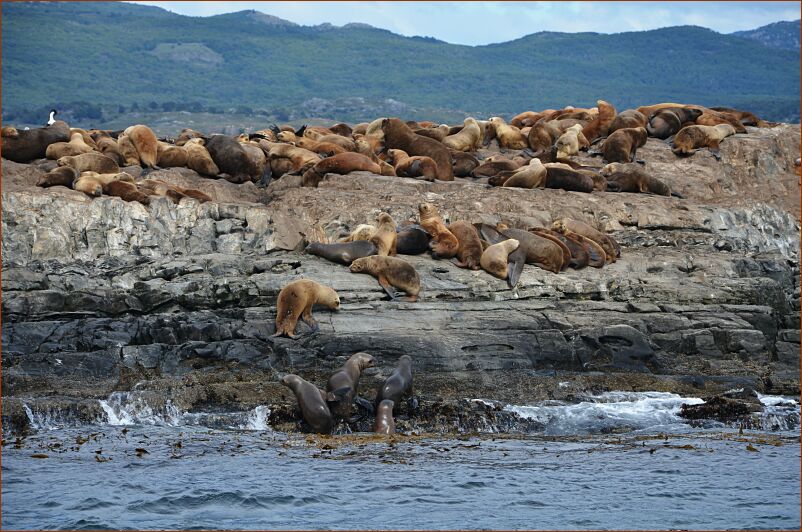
[2,124,800,434]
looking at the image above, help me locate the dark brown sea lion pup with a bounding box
[646,107,703,139]
[396,225,431,255]
[326,352,376,419]
[374,400,396,435]
[280,374,334,434]
[387,149,437,181]
[601,162,678,197]
[608,110,647,134]
[376,355,414,413]
[447,221,483,270]
[671,124,736,160]
[598,127,647,163]
[2,120,70,163]
[381,118,454,181]
[273,279,340,339]
[418,203,459,259]
[302,152,386,187]
[544,166,595,193]
[37,166,79,188]
[350,256,421,302]
[305,241,378,265]
[104,180,152,205]
[452,151,480,177]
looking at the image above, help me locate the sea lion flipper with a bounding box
[507,249,526,288]
[258,164,273,188]
[377,276,398,300]
[354,396,375,414]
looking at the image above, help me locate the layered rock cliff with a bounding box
[2,125,799,433]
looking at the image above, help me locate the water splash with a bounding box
[98,392,182,427]
[753,394,800,432]
[240,405,271,431]
[22,404,71,431]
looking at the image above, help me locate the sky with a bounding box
[130,1,800,46]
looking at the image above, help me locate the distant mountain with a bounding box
[732,20,800,51]
[2,2,799,128]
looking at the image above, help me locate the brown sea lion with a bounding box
[376,355,413,411]
[124,125,160,170]
[73,171,134,197]
[552,219,617,263]
[280,374,334,434]
[511,111,548,128]
[103,180,152,204]
[474,158,523,180]
[45,132,94,159]
[672,124,736,159]
[480,238,519,280]
[544,166,595,193]
[117,135,141,166]
[175,128,205,147]
[562,230,606,268]
[205,134,267,183]
[328,123,353,137]
[135,179,211,204]
[608,110,647,134]
[497,226,566,278]
[601,163,675,196]
[527,118,583,152]
[305,240,378,265]
[500,158,547,189]
[709,107,763,126]
[374,400,396,435]
[93,135,125,166]
[370,212,398,256]
[413,124,450,142]
[57,152,119,174]
[530,227,589,269]
[646,107,703,139]
[387,149,437,181]
[1,120,70,163]
[273,279,341,338]
[302,152,384,187]
[581,100,617,143]
[489,117,528,149]
[156,141,189,168]
[382,118,454,181]
[326,352,376,418]
[447,220,483,270]
[267,143,320,175]
[525,227,571,271]
[37,165,79,188]
[183,139,220,176]
[599,127,647,163]
[695,109,747,133]
[418,203,459,259]
[452,151,480,177]
[396,225,431,255]
[350,256,421,302]
[443,117,482,152]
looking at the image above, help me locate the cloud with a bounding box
[130,1,800,45]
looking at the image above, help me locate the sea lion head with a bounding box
[280,374,301,389]
[349,257,368,273]
[351,351,376,370]
[551,219,567,233]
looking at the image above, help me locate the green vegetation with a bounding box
[2,2,799,131]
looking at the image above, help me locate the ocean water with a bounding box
[3,392,800,530]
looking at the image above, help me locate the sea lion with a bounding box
[73,171,135,197]
[527,118,583,152]
[280,374,334,434]
[175,128,205,147]
[475,158,524,180]
[489,117,528,149]
[442,117,482,152]
[376,355,414,412]
[136,179,212,204]
[646,107,703,139]
[396,224,431,255]
[413,124,450,142]
[452,151,479,177]
[601,163,674,196]
[183,139,220,176]
[93,135,125,166]
[387,149,437,181]
[524,227,571,270]
[57,152,119,174]
[326,352,376,418]
[552,219,617,263]
[497,226,566,278]
[70,128,98,149]
[123,125,160,170]
[608,110,647,134]
[554,124,589,159]
[36,165,79,188]
[374,400,396,435]
[273,279,340,339]
[480,238,519,280]
[156,141,188,167]
[418,202,459,259]
[305,240,378,265]
[301,152,386,187]
[117,135,141,166]
[103,180,152,204]
[45,132,94,159]
[328,123,353,137]
[694,109,747,133]
[340,224,377,242]
[709,107,763,127]
[381,118,453,181]
[530,227,589,269]
[511,111,548,128]
[266,143,320,176]
[560,230,606,268]
[447,220,483,270]
[2,120,70,163]
[544,166,595,193]
[370,212,398,256]
[1,126,18,138]
[350,256,421,302]
[581,100,617,143]
[205,134,266,183]
[672,124,736,160]
[599,127,647,163]
[496,158,547,189]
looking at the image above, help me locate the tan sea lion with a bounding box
[498,158,547,189]
[175,128,205,146]
[267,143,320,175]
[117,135,141,166]
[489,117,528,149]
[552,219,617,263]
[442,117,482,152]
[73,171,134,197]
[45,132,94,159]
[418,203,459,259]
[554,124,589,159]
[156,141,188,168]
[326,352,376,418]
[183,139,220,176]
[608,110,647,134]
[480,238,519,279]
[581,100,617,143]
[381,118,453,181]
[58,152,119,174]
[273,279,340,339]
[350,256,421,302]
[93,135,125,166]
[340,224,377,242]
[447,220,483,270]
[474,158,523,180]
[413,124,450,142]
[124,125,159,169]
[601,163,675,196]
[370,212,398,256]
[280,374,334,434]
[599,127,647,163]
[36,165,79,188]
[387,149,437,181]
[672,124,736,159]
[302,152,385,187]
[374,400,396,435]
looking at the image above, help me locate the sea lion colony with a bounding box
[2,101,774,434]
